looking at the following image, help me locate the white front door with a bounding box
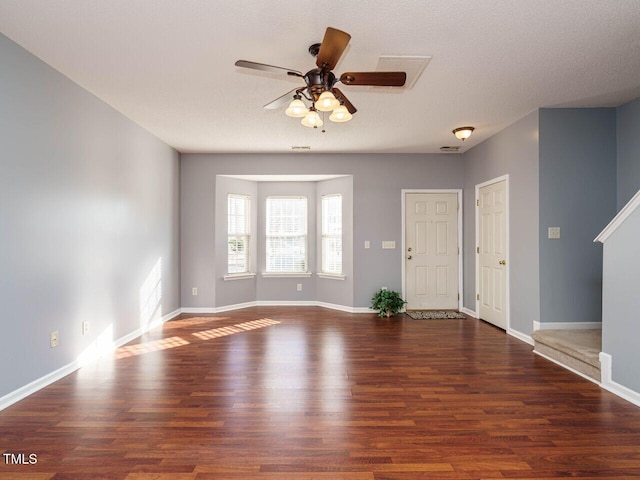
[404,192,459,310]
[478,179,507,329]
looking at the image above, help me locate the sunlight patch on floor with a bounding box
[193,318,280,341]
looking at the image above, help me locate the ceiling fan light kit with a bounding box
[453,126,475,141]
[329,105,352,123]
[301,108,323,128]
[316,91,341,112]
[285,97,308,118]
[235,27,407,130]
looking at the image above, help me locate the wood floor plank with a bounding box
[1,307,640,478]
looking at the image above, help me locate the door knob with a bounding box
[408,247,412,252]
[499,260,506,265]
[407,255,412,260]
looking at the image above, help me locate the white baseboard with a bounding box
[460,307,477,318]
[180,307,216,314]
[183,302,376,315]
[533,321,602,331]
[0,362,79,412]
[0,307,181,412]
[257,300,317,307]
[508,328,534,346]
[599,352,640,407]
[533,349,601,385]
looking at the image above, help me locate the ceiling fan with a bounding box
[234,27,407,128]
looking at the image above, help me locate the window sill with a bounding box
[261,272,313,278]
[223,273,256,281]
[317,273,345,280]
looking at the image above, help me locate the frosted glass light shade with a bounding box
[285,98,308,118]
[453,126,474,140]
[329,105,352,123]
[315,91,340,112]
[301,110,323,128]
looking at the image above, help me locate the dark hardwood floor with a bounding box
[1,307,640,479]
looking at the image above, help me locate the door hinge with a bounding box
[457,247,460,255]
[477,246,479,254]
[477,293,480,301]
[476,199,479,206]
[458,293,460,300]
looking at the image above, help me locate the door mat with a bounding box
[405,310,467,319]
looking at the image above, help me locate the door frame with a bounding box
[475,175,510,329]
[401,189,463,311]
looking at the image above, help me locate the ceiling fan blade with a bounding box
[316,27,351,70]
[332,88,357,114]
[263,87,304,110]
[340,71,407,87]
[235,60,303,77]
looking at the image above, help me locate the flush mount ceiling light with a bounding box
[235,27,407,129]
[453,126,475,141]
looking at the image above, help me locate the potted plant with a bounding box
[371,288,407,317]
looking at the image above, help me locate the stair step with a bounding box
[532,329,601,381]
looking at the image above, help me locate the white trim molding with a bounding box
[185,302,376,315]
[0,307,181,412]
[594,188,640,243]
[533,321,602,331]
[223,273,256,281]
[316,273,346,280]
[599,352,640,407]
[460,307,477,318]
[261,272,313,278]
[508,328,533,346]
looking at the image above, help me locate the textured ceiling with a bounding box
[1,0,640,154]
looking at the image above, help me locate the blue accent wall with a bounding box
[617,97,640,209]
[539,108,617,325]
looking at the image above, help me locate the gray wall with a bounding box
[0,34,180,397]
[180,154,464,308]
[539,108,617,325]
[317,176,354,307]
[256,181,318,302]
[601,208,640,392]
[214,176,258,306]
[617,96,640,209]
[462,110,540,335]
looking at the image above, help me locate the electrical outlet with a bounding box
[364,240,370,249]
[50,331,59,348]
[82,321,89,335]
[192,287,198,296]
[297,283,302,292]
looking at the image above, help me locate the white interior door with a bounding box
[478,180,507,329]
[405,193,459,310]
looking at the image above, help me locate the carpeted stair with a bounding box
[531,329,602,382]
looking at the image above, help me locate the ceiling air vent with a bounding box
[291,146,311,151]
[375,55,431,89]
[440,146,461,152]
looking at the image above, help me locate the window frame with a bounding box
[226,193,251,276]
[265,196,308,274]
[321,194,343,276]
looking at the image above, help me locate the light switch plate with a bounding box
[548,227,561,239]
[382,241,396,249]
